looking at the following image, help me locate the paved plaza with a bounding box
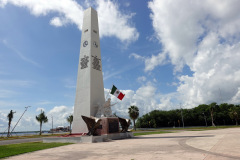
[7,128,240,160]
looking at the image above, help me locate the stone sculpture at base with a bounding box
[81,115,102,136]
[118,117,131,133]
[82,115,120,136]
[95,98,116,118]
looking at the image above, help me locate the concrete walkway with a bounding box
[7,128,240,160]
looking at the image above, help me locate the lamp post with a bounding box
[10,106,31,136]
[202,112,207,127]
[51,115,53,135]
[180,104,184,128]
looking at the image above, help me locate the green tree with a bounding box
[229,105,240,125]
[218,103,232,125]
[66,115,73,134]
[128,106,139,131]
[7,110,15,137]
[36,110,48,135]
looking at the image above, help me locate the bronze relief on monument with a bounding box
[108,119,119,133]
[80,55,89,69]
[92,55,101,71]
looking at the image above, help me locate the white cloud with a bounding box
[105,84,177,118]
[0,111,8,131]
[137,76,146,83]
[147,0,240,107]
[0,0,84,29]
[0,106,73,132]
[135,84,156,98]
[231,88,240,104]
[130,52,167,72]
[129,53,145,61]
[0,110,37,132]
[50,17,66,27]
[1,0,138,43]
[144,52,167,72]
[97,0,139,44]
[47,105,73,127]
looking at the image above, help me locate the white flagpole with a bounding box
[105,84,113,100]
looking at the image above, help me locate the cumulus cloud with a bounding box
[47,105,73,127]
[147,0,240,107]
[97,0,139,43]
[0,106,74,132]
[144,52,167,72]
[130,52,167,72]
[0,0,138,43]
[50,17,67,27]
[0,110,37,132]
[137,76,146,83]
[106,84,177,118]
[0,111,8,131]
[0,0,84,29]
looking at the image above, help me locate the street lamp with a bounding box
[180,104,184,128]
[202,112,207,127]
[51,115,53,135]
[10,106,31,136]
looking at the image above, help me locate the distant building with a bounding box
[50,126,70,133]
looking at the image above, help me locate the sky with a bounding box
[0,0,240,132]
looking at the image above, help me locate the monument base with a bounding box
[43,132,133,143]
[97,117,119,135]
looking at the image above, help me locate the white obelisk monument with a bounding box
[72,7,105,134]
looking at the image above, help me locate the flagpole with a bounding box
[105,84,113,100]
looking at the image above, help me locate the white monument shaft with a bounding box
[72,7,105,134]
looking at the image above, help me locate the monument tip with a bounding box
[85,7,97,12]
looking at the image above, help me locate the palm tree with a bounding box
[128,105,139,131]
[7,110,15,137]
[36,110,48,135]
[66,115,73,134]
[209,102,217,127]
[229,105,239,126]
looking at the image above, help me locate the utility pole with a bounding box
[9,106,31,136]
[180,104,184,128]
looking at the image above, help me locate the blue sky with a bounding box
[1,0,240,131]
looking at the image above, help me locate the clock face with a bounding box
[93,41,98,48]
[83,41,88,47]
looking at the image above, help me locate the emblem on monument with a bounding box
[93,41,98,48]
[80,55,89,69]
[92,55,101,71]
[83,41,88,47]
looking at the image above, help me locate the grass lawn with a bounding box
[135,125,240,132]
[133,126,240,136]
[0,142,72,159]
[0,133,69,141]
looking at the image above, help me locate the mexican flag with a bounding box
[110,85,125,100]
